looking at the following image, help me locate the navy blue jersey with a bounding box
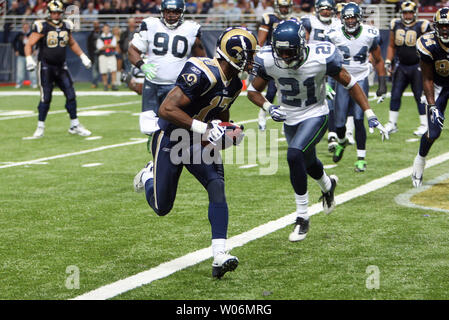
[260,13,285,45]
[32,19,74,66]
[417,31,449,87]
[158,57,242,135]
[390,18,432,65]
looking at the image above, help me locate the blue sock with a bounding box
[208,202,228,239]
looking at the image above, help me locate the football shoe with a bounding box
[412,156,425,188]
[413,124,427,136]
[212,252,239,279]
[133,161,153,193]
[354,159,367,172]
[319,175,338,214]
[384,121,398,134]
[33,126,45,138]
[68,124,91,136]
[288,216,309,242]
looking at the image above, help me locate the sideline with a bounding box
[72,151,449,300]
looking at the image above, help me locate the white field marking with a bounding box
[406,138,419,143]
[0,110,34,116]
[85,136,103,140]
[0,101,140,121]
[394,171,449,214]
[0,139,147,169]
[276,137,286,142]
[72,151,449,300]
[324,164,337,169]
[239,164,258,169]
[82,163,103,168]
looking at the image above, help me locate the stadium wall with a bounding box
[0,29,390,83]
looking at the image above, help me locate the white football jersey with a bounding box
[300,15,342,44]
[255,43,343,125]
[326,24,380,81]
[131,17,201,85]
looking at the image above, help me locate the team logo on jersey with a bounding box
[181,73,198,86]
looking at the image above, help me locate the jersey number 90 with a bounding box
[153,33,188,58]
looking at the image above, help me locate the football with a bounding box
[202,121,244,150]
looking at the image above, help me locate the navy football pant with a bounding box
[390,63,425,116]
[419,86,448,157]
[144,130,228,239]
[141,80,175,114]
[37,61,77,121]
[284,115,328,195]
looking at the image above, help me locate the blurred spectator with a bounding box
[87,20,102,88]
[227,0,243,21]
[82,1,99,21]
[237,0,253,13]
[149,0,162,13]
[32,0,47,16]
[135,0,153,13]
[99,1,117,14]
[117,0,132,13]
[119,17,137,72]
[97,23,118,90]
[112,25,123,86]
[17,0,31,15]
[198,0,213,14]
[300,0,314,13]
[251,0,273,16]
[12,22,37,88]
[185,0,198,14]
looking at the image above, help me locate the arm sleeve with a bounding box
[254,55,273,81]
[325,46,343,77]
[131,21,149,53]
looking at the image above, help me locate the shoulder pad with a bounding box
[33,20,45,33]
[262,13,271,25]
[420,20,431,33]
[63,19,74,31]
[390,18,400,30]
[186,57,217,94]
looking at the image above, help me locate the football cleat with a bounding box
[68,124,91,136]
[413,124,428,136]
[354,159,367,172]
[133,161,153,193]
[288,216,309,242]
[412,156,425,188]
[384,121,398,134]
[319,175,338,214]
[332,138,348,163]
[258,124,266,131]
[327,135,338,153]
[33,126,45,138]
[212,252,239,279]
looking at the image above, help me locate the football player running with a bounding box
[300,0,344,153]
[256,0,294,131]
[326,2,388,172]
[247,19,386,242]
[412,8,449,187]
[128,0,206,148]
[133,27,258,278]
[24,0,92,138]
[383,1,432,136]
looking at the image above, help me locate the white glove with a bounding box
[206,120,225,145]
[26,56,36,71]
[80,53,92,69]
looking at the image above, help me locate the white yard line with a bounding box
[72,151,449,300]
[0,139,147,169]
[0,101,140,121]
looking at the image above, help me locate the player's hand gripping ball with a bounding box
[202,121,245,150]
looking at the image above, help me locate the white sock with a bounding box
[258,108,267,126]
[389,111,399,124]
[212,238,226,257]
[295,192,309,220]
[346,116,355,133]
[71,118,80,127]
[316,173,332,193]
[357,149,366,159]
[419,115,427,126]
[37,121,45,128]
[414,154,426,177]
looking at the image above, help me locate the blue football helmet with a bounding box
[341,2,363,34]
[434,7,449,44]
[216,27,259,73]
[315,0,335,24]
[271,19,307,69]
[161,0,185,29]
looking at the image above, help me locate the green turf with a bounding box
[1,83,448,299]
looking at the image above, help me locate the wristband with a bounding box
[26,56,34,64]
[80,53,88,60]
[135,60,145,69]
[385,59,391,64]
[263,101,271,112]
[364,109,375,119]
[191,119,208,134]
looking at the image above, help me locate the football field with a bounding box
[1,84,449,300]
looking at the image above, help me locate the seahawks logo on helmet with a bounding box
[315,0,335,24]
[434,7,449,44]
[160,0,185,29]
[341,2,363,34]
[400,1,417,25]
[271,19,307,69]
[274,0,293,20]
[215,27,259,73]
